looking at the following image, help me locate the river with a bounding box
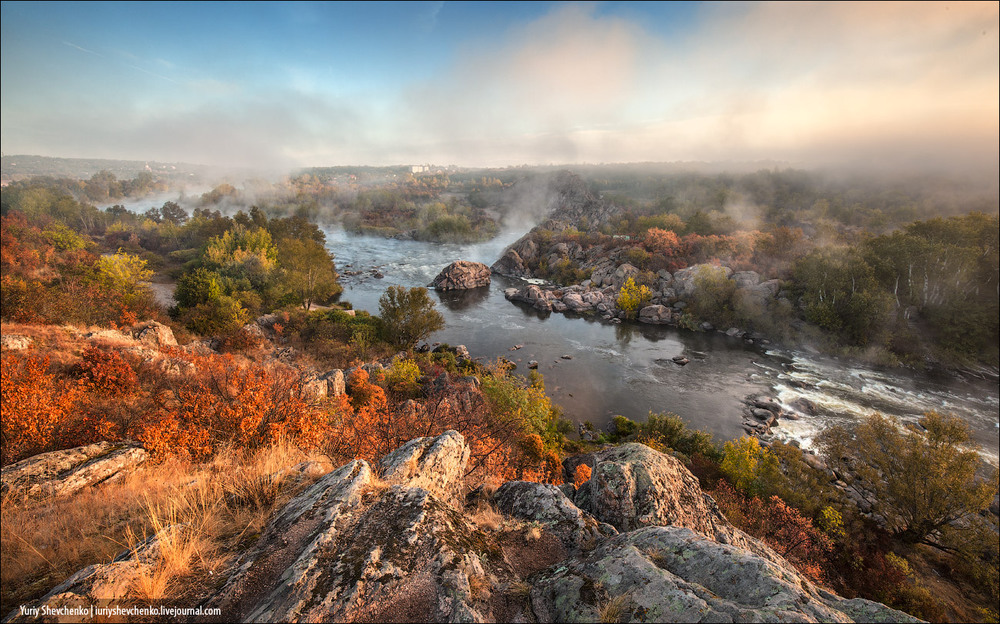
[324,227,1000,461]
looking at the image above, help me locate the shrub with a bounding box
[384,357,421,395]
[78,347,138,396]
[1,354,82,465]
[720,436,781,496]
[690,264,737,327]
[711,481,832,583]
[637,412,718,460]
[139,354,318,461]
[573,464,592,489]
[819,412,998,547]
[378,286,444,348]
[616,277,651,319]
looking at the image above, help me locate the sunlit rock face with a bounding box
[7,433,923,624]
[430,260,492,290]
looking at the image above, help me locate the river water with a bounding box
[324,228,1000,461]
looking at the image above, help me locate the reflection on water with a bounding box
[325,227,1000,461]
[435,287,491,311]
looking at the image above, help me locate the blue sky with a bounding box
[1,1,997,171]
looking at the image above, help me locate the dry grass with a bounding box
[0,322,90,367]
[360,476,392,500]
[525,525,543,542]
[468,501,506,532]
[1,440,326,614]
[505,579,532,598]
[597,592,631,624]
[468,573,491,602]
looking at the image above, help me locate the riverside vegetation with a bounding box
[1,161,998,622]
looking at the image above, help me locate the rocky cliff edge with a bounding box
[5,433,922,623]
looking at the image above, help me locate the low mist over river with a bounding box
[325,228,1000,461]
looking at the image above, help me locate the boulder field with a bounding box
[5,434,922,623]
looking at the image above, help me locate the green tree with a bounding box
[818,412,998,547]
[377,286,444,348]
[793,247,893,345]
[160,201,188,225]
[690,265,738,327]
[277,238,342,309]
[174,267,223,309]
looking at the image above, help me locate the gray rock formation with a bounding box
[7,433,921,624]
[491,248,532,279]
[0,334,33,350]
[572,443,781,561]
[494,481,617,549]
[207,432,497,623]
[530,526,923,624]
[0,442,148,497]
[638,304,674,325]
[379,430,470,499]
[131,321,177,347]
[430,260,491,290]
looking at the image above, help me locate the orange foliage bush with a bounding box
[644,228,685,257]
[320,374,563,485]
[0,354,82,465]
[573,464,592,489]
[139,353,320,461]
[711,481,832,583]
[78,346,138,396]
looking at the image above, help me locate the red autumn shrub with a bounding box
[139,353,318,461]
[0,354,82,465]
[78,346,138,396]
[712,481,832,583]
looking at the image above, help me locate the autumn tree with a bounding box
[719,436,781,496]
[616,277,651,319]
[818,412,999,547]
[378,286,444,348]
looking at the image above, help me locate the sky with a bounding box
[1,1,997,172]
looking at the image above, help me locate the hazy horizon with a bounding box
[2,1,997,175]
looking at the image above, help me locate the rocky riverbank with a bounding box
[500,261,785,343]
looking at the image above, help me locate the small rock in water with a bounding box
[528,361,539,369]
[510,344,524,351]
[561,354,573,360]
[672,356,690,366]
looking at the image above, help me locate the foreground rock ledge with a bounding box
[430,260,491,290]
[6,433,923,623]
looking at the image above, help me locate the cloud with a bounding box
[382,1,998,171]
[61,40,103,57]
[9,2,999,172]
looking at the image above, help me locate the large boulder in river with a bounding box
[429,260,491,290]
[638,304,673,324]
